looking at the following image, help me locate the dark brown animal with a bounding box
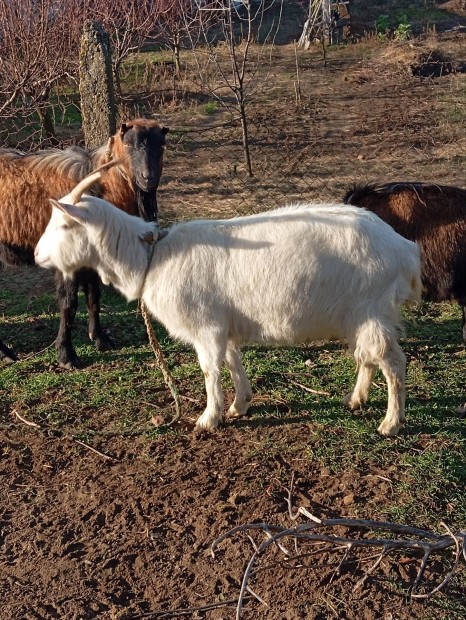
[344,182,466,341]
[0,119,169,367]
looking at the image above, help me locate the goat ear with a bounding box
[139,230,154,244]
[162,126,169,136]
[120,123,133,136]
[49,199,90,224]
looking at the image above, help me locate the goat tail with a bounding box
[411,271,423,304]
[402,266,423,324]
[68,159,121,205]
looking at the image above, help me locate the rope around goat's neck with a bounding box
[140,299,181,426]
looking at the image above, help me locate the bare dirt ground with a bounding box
[3,426,465,620]
[1,4,466,620]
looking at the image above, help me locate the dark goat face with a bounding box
[121,122,169,194]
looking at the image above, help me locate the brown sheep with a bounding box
[344,182,466,341]
[0,119,169,367]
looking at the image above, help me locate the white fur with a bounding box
[35,196,422,436]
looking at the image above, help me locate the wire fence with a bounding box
[1,27,465,321]
[157,39,466,222]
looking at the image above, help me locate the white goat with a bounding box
[35,172,422,436]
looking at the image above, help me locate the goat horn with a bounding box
[68,159,120,205]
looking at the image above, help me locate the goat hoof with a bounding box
[0,344,17,363]
[93,332,114,352]
[342,393,364,410]
[58,360,80,370]
[56,347,81,370]
[227,395,253,420]
[227,404,250,419]
[377,420,402,437]
[0,354,16,364]
[195,413,222,431]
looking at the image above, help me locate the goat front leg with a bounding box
[54,270,81,369]
[225,343,253,419]
[195,338,226,431]
[79,268,114,352]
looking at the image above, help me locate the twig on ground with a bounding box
[180,394,201,404]
[255,544,347,575]
[352,545,390,592]
[126,597,251,619]
[285,472,322,523]
[246,585,268,607]
[411,521,463,599]
[287,378,331,396]
[72,438,118,462]
[12,408,41,428]
[11,408,119,461]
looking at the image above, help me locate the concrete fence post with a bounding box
[79,21,117,149]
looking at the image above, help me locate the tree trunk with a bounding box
[239,102,253,178]
[37,106,59,146]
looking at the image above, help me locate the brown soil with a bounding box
[1,8,466,620]
[2,426,464,620]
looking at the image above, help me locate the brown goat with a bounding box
[344,182,466,341]
[0,119,169,367]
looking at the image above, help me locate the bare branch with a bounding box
[211,516,466,618]
[0,0,82,142]
[411,521,463,599]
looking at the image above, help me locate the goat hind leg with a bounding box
[352,322,406,436]
[225,343,253,419]
[377,343,406,437]
[343,362,376,410]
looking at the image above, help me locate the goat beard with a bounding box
[135,186,158,223]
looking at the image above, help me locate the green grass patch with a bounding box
[200,100,219,116]
[1,277,465,531]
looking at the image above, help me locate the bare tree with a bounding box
[87,0,166,97]
[190,0,284,177]
[0,0,82,144]
[0,0,174,143]
[154,0,220,77]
